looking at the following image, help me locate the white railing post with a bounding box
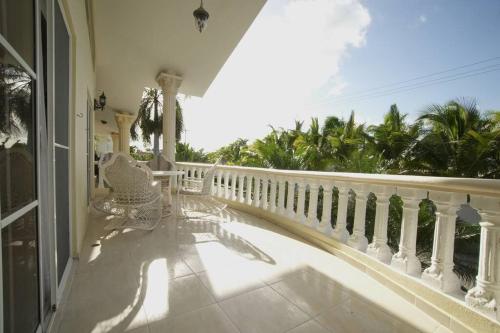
[231,172,238,201]
[261,176,269,210]
[253,175,261,208]
[306,182,320,228]
[295,181,307,223]
[466,196,500,320]
[391,188,426,276]
[347,184,370,252]
[224,171,230,199]
[238,174,245,203]
[286,179,296,218]
[216,170,223,197]
[246,175,253,205]
[319,182,334,235]
[332,183,350,243]
[422,191,465,292]
[269,176,277,213]
[367,185,395,264]
[277,177,286,214]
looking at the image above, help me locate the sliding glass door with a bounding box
[0,1,41,332]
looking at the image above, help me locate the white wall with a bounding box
[61,0,96,256]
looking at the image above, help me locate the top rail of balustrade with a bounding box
[175,162,500,198]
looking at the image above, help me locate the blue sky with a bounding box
[181,0,500,151]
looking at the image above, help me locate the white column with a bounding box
[246,175,254,205]
[347,185,370,252]
[466,196,500,320]
[231,172,238,201]
[277,177,286,214]
[111,132,120,153]
[216,170,223,197]
[306,183,320,228]
[269,176,277,212]
[319,182,334,235]
[238,174,245,203]
[286,179,295,217]
[260,176,269,210]
[332,183,350,243]
[224,171,231,199]
[391,188,426,276]
[156,71,182,162]
[253,175,261,208]
[367,185,395,264]
[422,191,465,292]
[114,112,136,154]
[295,181,307,223]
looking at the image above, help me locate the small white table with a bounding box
[152,170,185,217]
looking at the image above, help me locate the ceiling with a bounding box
[93,0,266,115]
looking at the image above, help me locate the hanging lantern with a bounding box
[193,0,209,33]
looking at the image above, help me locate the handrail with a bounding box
[175,162,500,198]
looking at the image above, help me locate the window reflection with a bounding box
[0,0,35,68]
[2,209,39,333]
[0,46,36,217]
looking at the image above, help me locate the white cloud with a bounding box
[182,0,371,151]
[419,14,427,23]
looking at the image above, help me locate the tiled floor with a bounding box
[55,196,452,333]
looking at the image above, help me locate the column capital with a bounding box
[156,71,183,94]
[114,112,136,127]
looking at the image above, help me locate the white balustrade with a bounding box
[296,181,307,223]
[391,188,426,276]
[367,185,395,264]
[175,161,500,322]
[269,176,277,213]
[332,183,350,243]
[306,182,320,228]
[347,184,370,252]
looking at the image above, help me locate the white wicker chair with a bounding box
[179,159,225,217]
[94,153,162,230]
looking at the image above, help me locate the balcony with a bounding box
[52,162,500,333]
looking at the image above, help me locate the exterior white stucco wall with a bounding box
[61,0,95,257]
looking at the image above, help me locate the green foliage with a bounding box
[176,142,208,163]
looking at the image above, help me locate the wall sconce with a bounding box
[94,91,106,111]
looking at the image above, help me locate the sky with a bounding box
[179,0,500,152]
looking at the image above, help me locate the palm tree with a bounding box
[412,98,496,177]
[369,104,420,173]
[130,88,184,156]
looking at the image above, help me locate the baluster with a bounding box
[238,174,245,203]
[367,185,395,264]
[286,179,295,217]
[306,182,320,228]
[197,168,203,180]
[319,182,334,235]
[231,172,238,200]
[261,176,269,210]
[465,196,500,320]
[269,176,277,213]
[421,191,465,292]
[253,175,261,207]
[347,184,370,252]
[391,188,426,276]
[216,170,223,197]
[295,181,307,223]
[277,177,286,214]
[224,171,230,199]
[246,175,253,205]
[332,183,350,243]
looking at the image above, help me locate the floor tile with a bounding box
[149,304,239,333]
[219,286,310,333]
[286,320,330,333]
[143,271,215,322]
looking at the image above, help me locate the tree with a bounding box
[130,88,184,156]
